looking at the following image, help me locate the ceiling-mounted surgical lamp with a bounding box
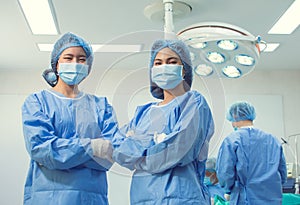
[178,22,264,78]
[144,0,266,78]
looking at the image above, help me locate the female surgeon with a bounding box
[21,32,118,205]
[112,39,215,204]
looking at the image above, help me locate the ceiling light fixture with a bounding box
[144,0,266,78]
[263,43,280,52]
[18,0,58,35]
[268,0,300,34]
[37,43,141,53]
[92,44,142,53]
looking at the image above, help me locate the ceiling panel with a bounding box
[0,0,299,74]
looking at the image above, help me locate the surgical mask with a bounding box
[151,64,183,90]
[204,177,212,186]
[58,63,88,85]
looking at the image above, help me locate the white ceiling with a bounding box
[1,0,299,74]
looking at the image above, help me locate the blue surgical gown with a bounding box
[216,127,287,205]
[113,91,215,205]
[22,89,118,205]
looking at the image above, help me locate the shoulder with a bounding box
[24,90,49,102]
[85,94,114,111]
[83,93,109,105]
[188,90,205,100]
[181,91,211,114]
[254,128,281,144]
[86,94,109,104]
[223,131,242,145]
[22,90,52,112]
[186,90,209,106]
[135,102,156,113]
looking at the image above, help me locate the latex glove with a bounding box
[224,193,230,201]
[210,197,214,205]
[91,138,113,163]
[126,130,135,137]
[153,132,167,144]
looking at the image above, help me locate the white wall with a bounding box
[0,95,28,205]
[0,69,299,204]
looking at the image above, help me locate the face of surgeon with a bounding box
[154,47,183,68]
[152,47,186,104]
[57,47,87,67]
[205,170,218,185]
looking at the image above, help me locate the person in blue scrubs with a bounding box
[204,158,227,204]
[22,32,118,205]
[216,101,287,205]
[112,39,215,204]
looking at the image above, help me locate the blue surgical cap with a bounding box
[226,101,256,122]
[50,32,94,73]
[43,32,94,87]
[149,39,193,99]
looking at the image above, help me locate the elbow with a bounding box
[112,150,136,171]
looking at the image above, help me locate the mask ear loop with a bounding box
[42,69,58,87]
[181,65,185,79]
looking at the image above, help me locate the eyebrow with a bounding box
[154,57,180,61]
[62,53,87,58]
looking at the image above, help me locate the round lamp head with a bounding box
[177,22,261,78]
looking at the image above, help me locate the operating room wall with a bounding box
[220,70,300,165]
[0,69,299,205]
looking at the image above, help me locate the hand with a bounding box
[126,130,135,137]
[153,132,167,144]
[91,138,113,163]
[224,193,230,201]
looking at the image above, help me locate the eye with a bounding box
[169,60,178,64]
[63,57,73,62]
[154,60,162,66]
[167,57,181,65]
[78,58,86,63]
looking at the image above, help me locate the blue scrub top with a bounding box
[216,127,287,205]
[22,89,118,205]
[113,90,215,205]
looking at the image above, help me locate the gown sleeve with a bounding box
[82,97,119,170]
[279,146,287,184]
[113,94,214,173]
[85,97,119,170]
[216,134,238,192]
[22,93,118,170]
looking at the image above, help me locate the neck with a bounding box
[53,80,79,98]
[160,83,186,105]
[237,120,253,128]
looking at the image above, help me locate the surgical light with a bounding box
[222,66,241,78]
[144,0,265,78]
[217,40,238,51]
[207,52,225,64]
[194,64,213,77]
[191,42,207,49]
[177,22,263,78]
[189,52,195,61]
[235,54,255,66]
[186,39,207,49]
